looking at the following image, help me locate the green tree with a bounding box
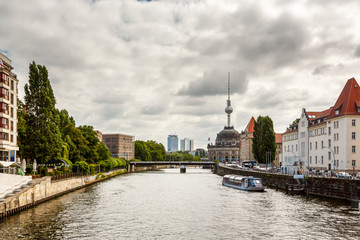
[23,62,62,163]
[78,125,100,163]
[252,116,276,164]
[97,142,111,161]
[135,141,151,161]
[146,140,166,161]
[17,98,27,159]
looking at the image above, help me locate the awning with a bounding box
[0,161,20,168]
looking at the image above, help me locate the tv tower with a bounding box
[225,72,233,127]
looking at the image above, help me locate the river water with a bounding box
[1,168,360,239]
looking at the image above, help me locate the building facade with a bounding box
[240,117,255,161]
[274,133,282,167]
[281,78,360,173]
[102,133,135,160]
[167,135,178,152]
[0,53,19,162]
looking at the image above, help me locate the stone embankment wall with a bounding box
[215,164,360,202]
[0,170,126,219]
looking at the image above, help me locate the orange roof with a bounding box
[275,133,282,144]
[245,117,255,133]
[328,78,360,119]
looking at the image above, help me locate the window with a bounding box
[328,139,331,148]
[321,156,324,165]
[353,119,356,126]
[10,135,13,142]
[328,127,331,135]
[352,132,356,139]
[10,93,13,104]
[315,156,318,164]
[335,109,339,115]
[315,142,318,150]
[301,132,305,138]
[334,121,339,129]
[321,141,324,148]
[10,80,14,91]
[328,152,331,160]
[10,107,13,118]
[352,160,356,167]
[310,142,312,150]
[296,144,298,151]
[310,156,312,164]
[352,146,356,153]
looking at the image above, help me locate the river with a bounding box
[1,168,360,239]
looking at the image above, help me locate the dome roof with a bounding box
[216,126,240,141]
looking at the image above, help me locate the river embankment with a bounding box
[215,164,360,202]
[0,164,174,220]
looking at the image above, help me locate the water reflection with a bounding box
[1,168,359,239]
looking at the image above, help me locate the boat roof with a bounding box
[223,175,262,180]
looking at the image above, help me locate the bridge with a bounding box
[128,161,215,172]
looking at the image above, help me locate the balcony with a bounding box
[0,94,9,100]
[0,124,9,129]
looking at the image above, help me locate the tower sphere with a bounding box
[225,105,233,114]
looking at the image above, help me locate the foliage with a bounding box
[96,173,106,179]
[72,161,89,174]
[252,116,277,164]
[135,140,166,161]
[195,149,207,158]
[23,62,62,163]
[166,151,201,161]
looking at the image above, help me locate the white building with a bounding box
[180,138,191,152]
[281,78,360,173]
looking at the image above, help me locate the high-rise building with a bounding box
[180,138,193,152]
[102,133,135,160]
[0,53,19,162]
[167,135,178,152]
[190,139,194,151]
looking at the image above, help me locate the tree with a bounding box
[146,140,166,161]
[23,62,62,163]
[252,116,276,164]
[78,125,100,163]
[135,141,151,161]
[17,98,27,159]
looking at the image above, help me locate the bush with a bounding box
[72,161,89,174]
[96,173,106,179]
[89,164,98,175]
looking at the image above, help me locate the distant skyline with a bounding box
[1,0,360,149]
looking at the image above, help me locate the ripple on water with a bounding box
[1,168,360,240]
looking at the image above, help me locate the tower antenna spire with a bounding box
[228,72,230,100]
[225,72,233,127]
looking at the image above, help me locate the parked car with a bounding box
[337,172,352,179]
[356,172,360,179]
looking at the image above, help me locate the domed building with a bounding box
[208,74,241,162]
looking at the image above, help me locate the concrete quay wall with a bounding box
[215,164,360,202]
[0,170,126,219]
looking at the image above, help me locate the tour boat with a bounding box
[222,175,265,192]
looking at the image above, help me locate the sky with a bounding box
[1,0,360,150]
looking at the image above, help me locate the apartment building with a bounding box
[281,78,360,173]
[0,53,18,162]
[102,133,135,160]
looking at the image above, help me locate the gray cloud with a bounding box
[355,45,360,57]
[1,0,360,149]
[177,70,247,97]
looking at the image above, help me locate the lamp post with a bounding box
[323,146,336,177]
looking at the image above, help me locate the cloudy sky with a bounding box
[1,0,360,149]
